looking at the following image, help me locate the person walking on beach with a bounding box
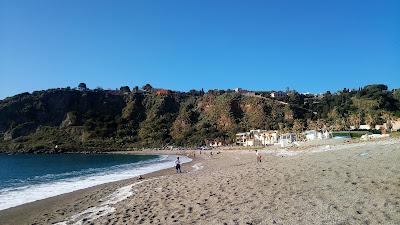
[175,157,182,173]
[256,150,261,163]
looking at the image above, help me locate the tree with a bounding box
[332,117,347,131]
[283,106,294,122]
[381,112,394,131]
[317,119,327,131]
[381,111,393,123]
[393,89,400,102]
[365,112,378,128]
[78,82,87,91]
[307,119,318,130]
[120,86,131,94]
[142,84,153,92]
[292,119,305,134]
[278,122,286,133]
[348,113,361,129]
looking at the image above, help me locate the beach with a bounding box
[0,139,399,225]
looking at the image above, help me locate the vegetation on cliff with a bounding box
[0,84,399,153]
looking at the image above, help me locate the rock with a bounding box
[60,112,78,128]
[3,122,37,141]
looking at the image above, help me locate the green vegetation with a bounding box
[390,131,400,138]
[0,84,399,153]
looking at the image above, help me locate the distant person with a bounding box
[175,157,182,173]
[256,150,261,163]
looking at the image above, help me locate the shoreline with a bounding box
[0,153,199,224]
[1,138,399,224]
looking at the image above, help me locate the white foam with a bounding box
[56,179,156,225]
[0,155,191,211]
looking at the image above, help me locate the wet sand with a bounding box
[0,139,399,225]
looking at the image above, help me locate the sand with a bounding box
[0,139,399,225]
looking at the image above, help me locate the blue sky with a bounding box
[0,0,399,99]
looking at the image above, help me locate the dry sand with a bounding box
[0,139,399,225]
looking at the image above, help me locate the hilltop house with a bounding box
[234,88,255,96]
[270,91,287,98]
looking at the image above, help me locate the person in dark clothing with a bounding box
[175,157,182,173]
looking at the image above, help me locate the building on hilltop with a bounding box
[270,91,287,98]
[234,88,255,96]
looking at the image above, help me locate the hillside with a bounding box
[0,84,399,153]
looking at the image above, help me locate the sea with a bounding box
[0,153,191,210]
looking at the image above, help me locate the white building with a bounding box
[278,133,297,147]
[391,119,400,131]
[375,119,400,132]
[303,130,332,141]
[359,124,371,130]
[270,91,287,98]
[252,130,279,146]
[235,132,253,146]
[235,130,278,146]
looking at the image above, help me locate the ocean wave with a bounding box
[0,154,191,211]
[0,155,168,190]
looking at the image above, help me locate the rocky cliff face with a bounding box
[0,88,290,153]
[1,84,398,153]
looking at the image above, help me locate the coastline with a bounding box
[1,138,399,224]
[0,153,199,224]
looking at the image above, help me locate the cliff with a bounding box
[0,84,399,153]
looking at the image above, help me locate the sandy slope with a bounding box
[1,139,399,225]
